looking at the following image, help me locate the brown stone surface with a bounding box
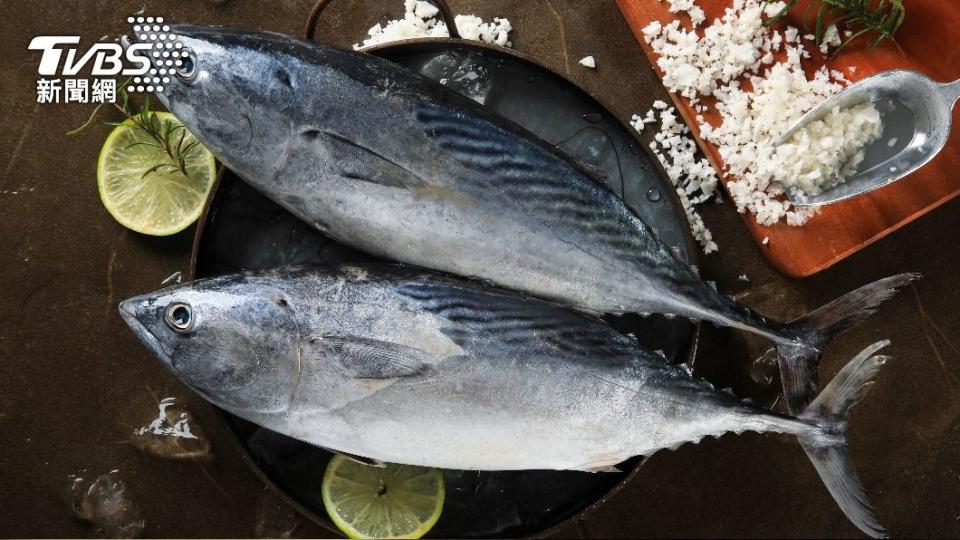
[0,0,956,537]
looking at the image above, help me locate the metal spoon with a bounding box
[775,69,960,206]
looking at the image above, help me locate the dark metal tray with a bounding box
[189,33,698,538]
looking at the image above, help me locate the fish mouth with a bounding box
[118,299,172,367]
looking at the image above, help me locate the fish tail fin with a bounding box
[777,273,919,413]
[796,340,891,539]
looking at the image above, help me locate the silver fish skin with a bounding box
[121,264,889,537]
[141,26,914,412]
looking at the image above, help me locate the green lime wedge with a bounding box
[97,112,216,236]
[322,455,445,539]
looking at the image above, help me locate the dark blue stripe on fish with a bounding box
[411,102,684,287]
[396,279,638,357]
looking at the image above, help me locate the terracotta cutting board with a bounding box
[617,0,960,277]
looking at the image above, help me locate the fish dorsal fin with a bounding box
[311,130,426,190]
[307,335,433,380]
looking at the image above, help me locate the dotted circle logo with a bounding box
[126,16,183,93]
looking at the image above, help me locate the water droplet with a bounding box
[581,112,603,124]
[646,187,662,202]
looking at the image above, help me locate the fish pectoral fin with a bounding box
[354,378,398,391]
[316,130,426,190]
[307,335,434,380]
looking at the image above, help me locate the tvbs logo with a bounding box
[29,16,177,104]
[28,37,152,77]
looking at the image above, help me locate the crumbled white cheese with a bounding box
[579,56,596,69]
[762,236,769,245]
[632,105,720,254]
[354,0,512,49]
[642,0,880,226]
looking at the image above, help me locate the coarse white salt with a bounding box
[455,15,513,45]
[642,0,881,226]
[632,105,720,254]
[579,56,597,68]
[819,24,841,54]
[134,398,198,440]
[763,1,787,17]
[354,0,513,49]
[774,103,883,196]
[642,2,770,100]
[830,69,849,83]
[662,0,707,27]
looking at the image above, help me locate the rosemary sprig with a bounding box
[67,80,197,178]
[764,0,906,53]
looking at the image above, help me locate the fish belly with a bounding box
[266,356,750,471]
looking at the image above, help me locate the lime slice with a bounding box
[322,456,445,539]
[97,112,216,236]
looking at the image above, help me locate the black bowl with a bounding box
[190,39,699,538]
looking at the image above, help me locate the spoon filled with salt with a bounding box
[775,69,960,206]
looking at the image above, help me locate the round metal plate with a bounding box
[191,40,698,538]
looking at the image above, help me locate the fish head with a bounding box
[131,25,300,181]
[119,275,301,414]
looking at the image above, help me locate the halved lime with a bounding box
[97,112,216,236]
[322,455,445,539]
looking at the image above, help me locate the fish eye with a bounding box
[175,50,197,79]
[165,302,194,332]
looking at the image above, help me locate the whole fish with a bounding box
[137,25,912,411]
[121,264,890,537]
[139,26,914,411]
